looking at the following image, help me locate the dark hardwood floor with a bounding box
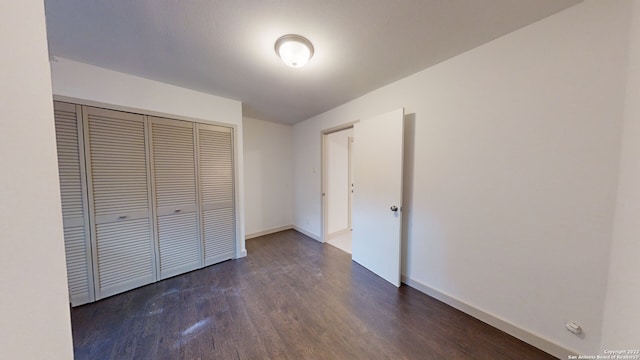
[71,230,556,360]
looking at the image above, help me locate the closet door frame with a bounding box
[72,103,96,303]
[144,116,161,280]
[229,123,241,259]
[193,123,206,265]
[54,95,244,260]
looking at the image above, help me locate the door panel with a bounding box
[54,101,94,305]
[149,117,200,279]
[84,107,156,299]
[352,108,404,287]
[156,212,200,277]
[95,218,155,297]
[197,124,236,265]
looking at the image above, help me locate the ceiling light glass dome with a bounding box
[275,34,314,68]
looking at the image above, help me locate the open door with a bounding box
[352,108,404,287]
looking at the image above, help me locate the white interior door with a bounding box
[352,108,404,287]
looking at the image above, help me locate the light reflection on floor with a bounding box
[173,318,212,349]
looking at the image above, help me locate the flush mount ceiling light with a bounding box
[274,34,314,68]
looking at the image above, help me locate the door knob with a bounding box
[390,206,398,212]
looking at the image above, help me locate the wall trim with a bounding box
[401,275,577,360]
[321,120,359,135]
[293,226,322,242]
[53,95,236,129]
[245,225,294,240]
[328,228,351,239]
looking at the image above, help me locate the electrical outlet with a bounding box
[565,321,583,335]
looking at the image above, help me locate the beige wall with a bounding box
[293,1,631,356]
[0,2,74,359]
[243,117,294,236]
[601,0,640,350]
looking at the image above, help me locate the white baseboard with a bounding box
[292,226,321,242]
[328,228,351,239]
[401,275,577,360]
[245,225,293,240]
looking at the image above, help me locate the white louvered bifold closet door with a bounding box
[149,117,201,279]
[54,102,94,306]
[84,107,156,299]
[197,124,236,265]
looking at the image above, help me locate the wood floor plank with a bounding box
[70,230,557,360]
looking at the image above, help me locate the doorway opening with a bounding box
[322,109,405,286]
[321,123,356,253]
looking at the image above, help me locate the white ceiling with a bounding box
[44,0,581,125]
